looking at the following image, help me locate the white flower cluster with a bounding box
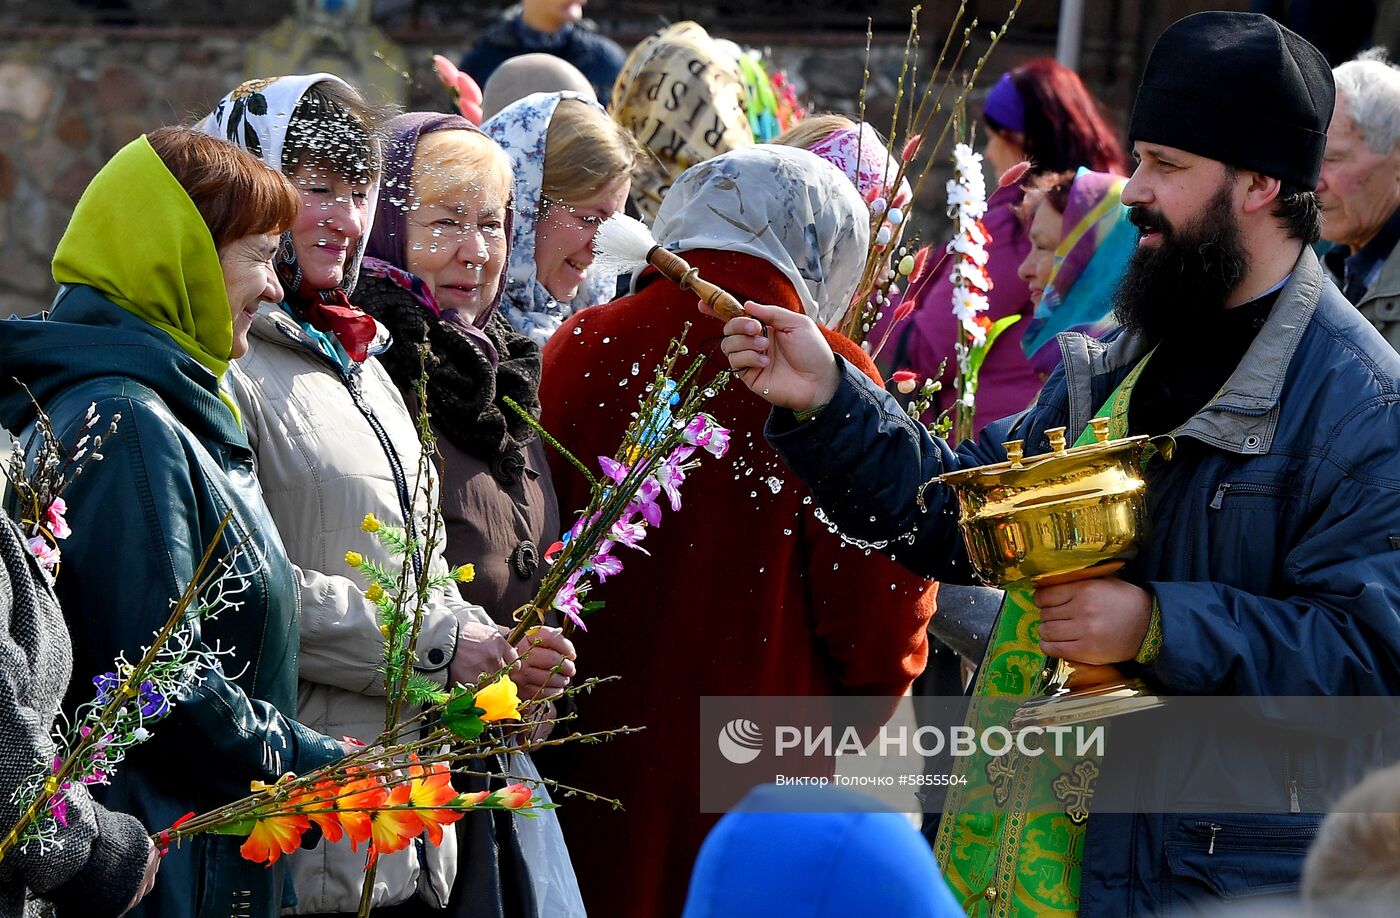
[945,143,991,346]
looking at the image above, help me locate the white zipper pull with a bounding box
[1210,483,1231,510]
[1290,780,1301,814]
[1208,823,1221,855]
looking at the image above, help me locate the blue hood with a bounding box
[682,785,962,918]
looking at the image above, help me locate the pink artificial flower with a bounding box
[608,518,648,553]
[682,416,732,458]
[45,497,71,540]
[901,133,923,163]
[701,424,731,458]
[655,447,693,512]
[626,477,663,527]
[27,537,59,572]
[50,792,68,828]
[591,545,624,582]
[552,572,587,631]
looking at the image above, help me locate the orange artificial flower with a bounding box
[490,783,534,810]
[337,775,389,851]
[290,779,343,844]
[367,782,424,866]
[408,760,466,847]
[457,789,491,807]
[239,812,311,866]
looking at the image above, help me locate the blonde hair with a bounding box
[542,98,642,203]
[773,114,856,151]
[411,129,513,209]
[1303,764,1400,912]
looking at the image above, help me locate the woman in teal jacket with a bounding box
[0,128,344,917]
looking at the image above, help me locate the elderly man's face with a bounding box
[1318,96,1400,251]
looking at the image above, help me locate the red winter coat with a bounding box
[538,250,935,918]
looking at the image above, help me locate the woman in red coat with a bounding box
[538,145,935,918]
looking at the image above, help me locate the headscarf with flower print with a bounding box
[199,73,381,362]
[482,91,617,346]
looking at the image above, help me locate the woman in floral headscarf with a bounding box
[201,76,548,914]
[481,91,639,344]
[1016,168,1135,376]
[537,145,934,918]
[777,116,915,328]
[352,111,583,918]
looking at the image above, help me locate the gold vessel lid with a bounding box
[938,418,1152,488]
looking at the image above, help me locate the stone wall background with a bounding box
[0,0,1244,317]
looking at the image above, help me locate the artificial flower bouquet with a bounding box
[504,326,731,643]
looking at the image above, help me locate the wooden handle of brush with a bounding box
[646,247,747,321]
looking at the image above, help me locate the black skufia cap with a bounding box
[1128,11,1335,189]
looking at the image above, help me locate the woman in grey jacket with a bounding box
[0,512,157,918]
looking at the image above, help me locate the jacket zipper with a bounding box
[1195,819,1318,855]
[346,370,423,578]
[270,319,423,577]
[1285,751,1301,814]
[1209,481,1288,510]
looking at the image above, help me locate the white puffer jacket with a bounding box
[229,308,493,913]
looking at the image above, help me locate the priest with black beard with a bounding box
[707,10,1400,916]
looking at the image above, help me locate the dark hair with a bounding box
[1221,166,1322,243]
[1273,182,1322,244]
[282,80,383,184]
[147,126,298,249]
[986,58,1130,176]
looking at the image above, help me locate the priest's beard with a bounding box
[1113,180,1250,344]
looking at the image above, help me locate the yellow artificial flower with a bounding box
[380,623,391,639]
[475,674,522,722]
[451,564,475,583]
[345,550,363,568]
[361,513,381,533]
[366,583,385,603]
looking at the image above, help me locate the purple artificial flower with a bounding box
[553,571,588,631]
[93,671,118,705]
[625,477,663,528]
[703,424,731,457]
[598,456,630,485]
[138,680,170,718]
[49,792,68,828]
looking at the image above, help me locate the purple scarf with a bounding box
[366,112,513,367]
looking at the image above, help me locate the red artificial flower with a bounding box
[490,783,534,810]
[998,160,1032,188]
[240,813,311,866]
[367,782,424,867]
[891,370,919,395]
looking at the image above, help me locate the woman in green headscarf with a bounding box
[0,127,345,918]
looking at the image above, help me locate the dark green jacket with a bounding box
[0,287,343,918]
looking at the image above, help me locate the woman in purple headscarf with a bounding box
[351,113,584,918]
[882,59,1128,436]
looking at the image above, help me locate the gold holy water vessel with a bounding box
[937,417,1166,728]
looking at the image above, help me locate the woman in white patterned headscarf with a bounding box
[649,144,869,327]
[482,91,640,344]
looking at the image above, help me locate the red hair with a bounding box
[988,58,1130,177]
